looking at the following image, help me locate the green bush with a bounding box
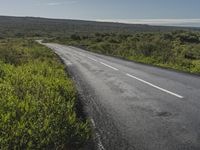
[0,39,91,149]
[50,30,200,74]
[191,60,200,73]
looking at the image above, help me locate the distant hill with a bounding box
[0,15,199,38]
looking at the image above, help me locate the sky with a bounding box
[0,0,200,27]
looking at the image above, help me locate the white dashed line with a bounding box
[78,54,85,57]
[100,62,119,71]
[87,57,98,62]
[49,44,183,99]
[126,73,184,99]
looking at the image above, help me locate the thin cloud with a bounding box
[96,19,200,27]
[46,0,77,6]
[47,2,61,6]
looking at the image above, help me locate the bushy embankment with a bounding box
[0,39,91,149]
[47,30,200,74]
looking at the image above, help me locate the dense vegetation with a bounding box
[0,39,91,149]
[47,30,200,74]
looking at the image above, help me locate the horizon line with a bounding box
[1,15,200,27]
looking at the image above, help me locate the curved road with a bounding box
[42,42,200,150]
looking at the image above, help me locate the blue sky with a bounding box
[0,0,200,27]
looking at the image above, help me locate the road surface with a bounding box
[41,42,200,150]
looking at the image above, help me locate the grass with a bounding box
[46,31,200,75]
[0,39,91,149]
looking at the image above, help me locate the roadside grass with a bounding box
[45,30,200,75]
[0,39,91,149]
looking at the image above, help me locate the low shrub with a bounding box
[49,30,200,74]
[0,39,91,149]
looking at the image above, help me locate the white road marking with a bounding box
[45,43,184,99]
[91,118,96,127]
[100,62,119,71]
[87,57,98,62]
[64,61,72,66]
[59,57,73,66]
[96,133,106,150]
[126,73,184,99]
[79,53,86,57]
[91,119,106,150]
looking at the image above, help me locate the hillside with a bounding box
[0,16,199,38]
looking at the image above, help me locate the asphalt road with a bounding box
[41,42,200,150]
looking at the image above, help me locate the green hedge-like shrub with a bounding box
[0,40,91,149]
